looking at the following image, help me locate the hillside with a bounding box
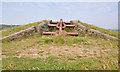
[2,20,118,70]
[78,21,118,38]
[1,20,46,37]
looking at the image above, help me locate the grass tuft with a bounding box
[77,56,82,58]
[68,58,76,60]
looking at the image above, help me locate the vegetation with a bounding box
[1,20,118,70]
[0,25,19,30]
[1,20,46,37]
[2,34,118,70]
[78,20,118,38]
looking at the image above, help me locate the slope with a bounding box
[2,20,118,70]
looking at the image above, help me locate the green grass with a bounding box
[1,20,46,37]
[2,55,118,70]
[46,52,50,55]
[0,60,1,71]
[2,33,118,70]
[28,51,33,54]
[77,56,82,58]
[68,58,76,60]
[58,54,63,56]
[65,49,68,51]
[78,20,118,38]
[52,27,58,32]
[38,51,44,54]
[44,38,53,43]
[40,54,43,56]
[1,20,118,70]
[64,27,77,32]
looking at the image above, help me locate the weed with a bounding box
[15,51,21,56]
[55,36,65,44]
[65,49,68,51]
[93,51,97,53]
[102,48,105,50]
[77,56,82,58]
[28,51,33,54]
[64,27,75,32]
[39,42,44,45]
[83,50,89,53]
[38,51,44,54]
[94,54,97,56]
[52,27,58,32]
[40,54,43,56]
[46,52,50,55]
[58,54,63,56]
[68,58,76,60]
[29,44,35,47]
[78,34,85,37]
[44,39,53,43]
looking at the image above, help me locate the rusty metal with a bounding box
[48,24,56,27]
[48,24,75,28]
[66,32,78,36]
[66,25,75,28]
[42,32,56,35]
[42,19,78,36]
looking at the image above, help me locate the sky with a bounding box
[1,2,118,29]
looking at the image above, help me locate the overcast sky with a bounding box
[1,2,118,29]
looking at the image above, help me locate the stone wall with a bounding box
[71,21,118,40]
[2,26,36,40]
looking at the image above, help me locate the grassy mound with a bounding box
[1,20,118,38]
[78,21,118,38]
[1,20,118,70]
[1,20,46,37]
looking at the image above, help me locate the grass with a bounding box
[78,20,118,38]
[77,56,82,58]
[1,20,118,70]
[44,38,53,43]
[2,33,118,70]
[46,52,50,55]
[68,58,76,60]
[58,54,63,56]
[52,27,58,32]
[2,55,118,70]
[65,49,68,51]
[1,20,46,37]
[28,51,33,54]
[38,51,44,54]
[40,54,43,56]
[83,50,89,53]
[64,27,77,32]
